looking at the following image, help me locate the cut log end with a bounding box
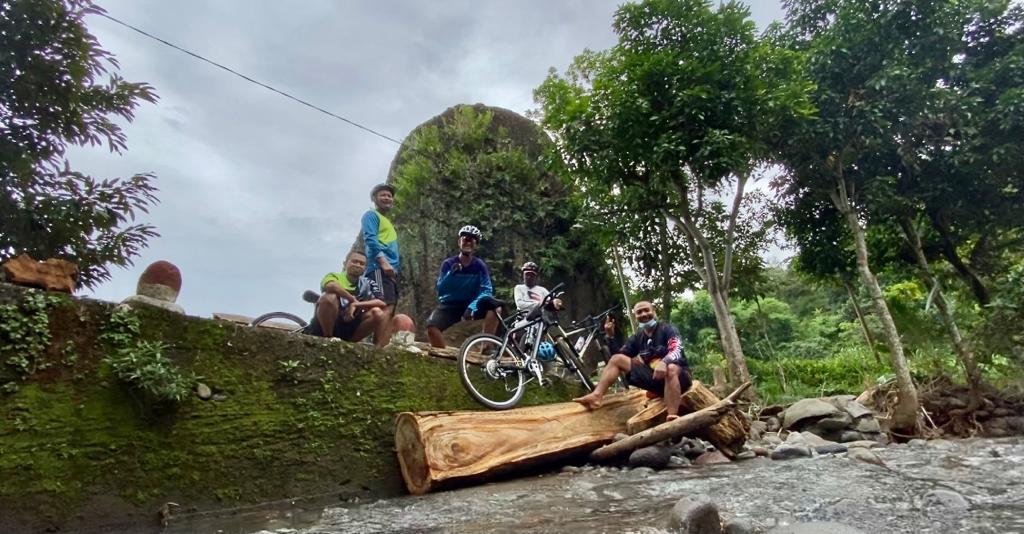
[395,412,432,494]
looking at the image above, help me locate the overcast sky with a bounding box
[70,0,785,320]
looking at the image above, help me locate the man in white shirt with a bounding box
[513,262,549,312]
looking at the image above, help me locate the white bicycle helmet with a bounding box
[458,225,483,240]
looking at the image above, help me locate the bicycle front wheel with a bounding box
[555,338,595,392]
[458,333,527,410]
[250,311,308,333]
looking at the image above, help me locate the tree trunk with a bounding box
[590,382,750,462]
[899,217,984,410]
[394,389,647,494]
[658,214,674,320]
[829,176,919,431]
[843,279,882,365]
[670,181,754,398]
[928,210,990,306]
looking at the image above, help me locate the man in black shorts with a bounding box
[574,300,692,420]
[361,183,401,313]
[306,250,389,347]
[425,225,503,348]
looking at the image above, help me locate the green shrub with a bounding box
[100,308,193,404]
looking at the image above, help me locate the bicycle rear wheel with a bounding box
[458,333,527,410]
[250,311,308,334]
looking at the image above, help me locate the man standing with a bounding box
[426,225,503,348]
[362,183,400,314]
[307,250,389,347]
[573,301,692,420]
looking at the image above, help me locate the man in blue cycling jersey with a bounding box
[574,300,692,420]
[426,225,503,348]
[362,183,401,312]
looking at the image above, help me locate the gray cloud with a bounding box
[69,0,782,320]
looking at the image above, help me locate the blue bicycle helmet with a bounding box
[537,342,556,361]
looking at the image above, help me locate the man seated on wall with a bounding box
[306,250,395,347]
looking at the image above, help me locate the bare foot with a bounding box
[666,414,680,422]
[573,393,603,410]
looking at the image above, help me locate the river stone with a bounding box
[560,465,581,473]
[764,433,783,445]
[752,446,769,457]
[694,450,731,465]
[788,431,838,448]
[814,412,853,431]
[765,416,781,432]
[669,456,691,468]
[815,443,848,455]
[629,446,672,469]
[195,383,212,400]
[770,445,812,460]
[613,432,629,442]
[667,497,721,534]
[783,399,839,429]
[854,417,881,433]
[838,399,873,419]
[921,489,970,511]
[767,522,866,534]
[735,451,757,460]
[749,420,767,441]
[909,439,928,448]
[847,447,885,467]
[839,431,864,443]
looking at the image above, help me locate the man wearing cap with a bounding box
[362,183,401,317]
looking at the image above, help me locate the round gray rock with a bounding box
[815,443,849,455]
[195,382,212,400]
[783,399,839,429]
[921,489,970,511]
[629,446,672,470]
[667,497,721,534]
[770,445,813,461]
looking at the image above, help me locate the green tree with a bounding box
[535,0,813,393]
[1,0,159,289]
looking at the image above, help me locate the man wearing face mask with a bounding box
[574,301,692,420]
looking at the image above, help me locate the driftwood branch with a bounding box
[590,382,751,462]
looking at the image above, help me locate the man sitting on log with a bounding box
[574,301,692,420]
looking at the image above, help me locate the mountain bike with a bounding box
[457,283,617,410]
[249,290,319,333]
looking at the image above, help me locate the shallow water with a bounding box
[182,437,1024,534]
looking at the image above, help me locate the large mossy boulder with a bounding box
[0,283,576,533]
[373,103,618,347]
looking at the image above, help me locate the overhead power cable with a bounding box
[97,12,405,146]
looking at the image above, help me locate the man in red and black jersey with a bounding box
[574,301,692,420]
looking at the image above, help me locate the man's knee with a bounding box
[317,293,340,310]
[366,307,385,322]
[610,353,632,370]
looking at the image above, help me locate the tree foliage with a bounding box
[1,0,159,289]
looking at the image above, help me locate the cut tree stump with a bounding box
[680,381,751,458]
[590,382,751,462]
[395,389,647,494]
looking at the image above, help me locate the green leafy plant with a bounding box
[100,308,192,404]
[0,290,63,391]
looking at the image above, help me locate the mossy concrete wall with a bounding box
[0,283,576,533]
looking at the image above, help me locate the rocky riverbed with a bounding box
[204,436,1024,534]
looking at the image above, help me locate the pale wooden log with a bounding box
[395,389,647,494]
[590,382,751,462]
[626,398,666,435]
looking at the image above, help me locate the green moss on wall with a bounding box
[0,283,576,533]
